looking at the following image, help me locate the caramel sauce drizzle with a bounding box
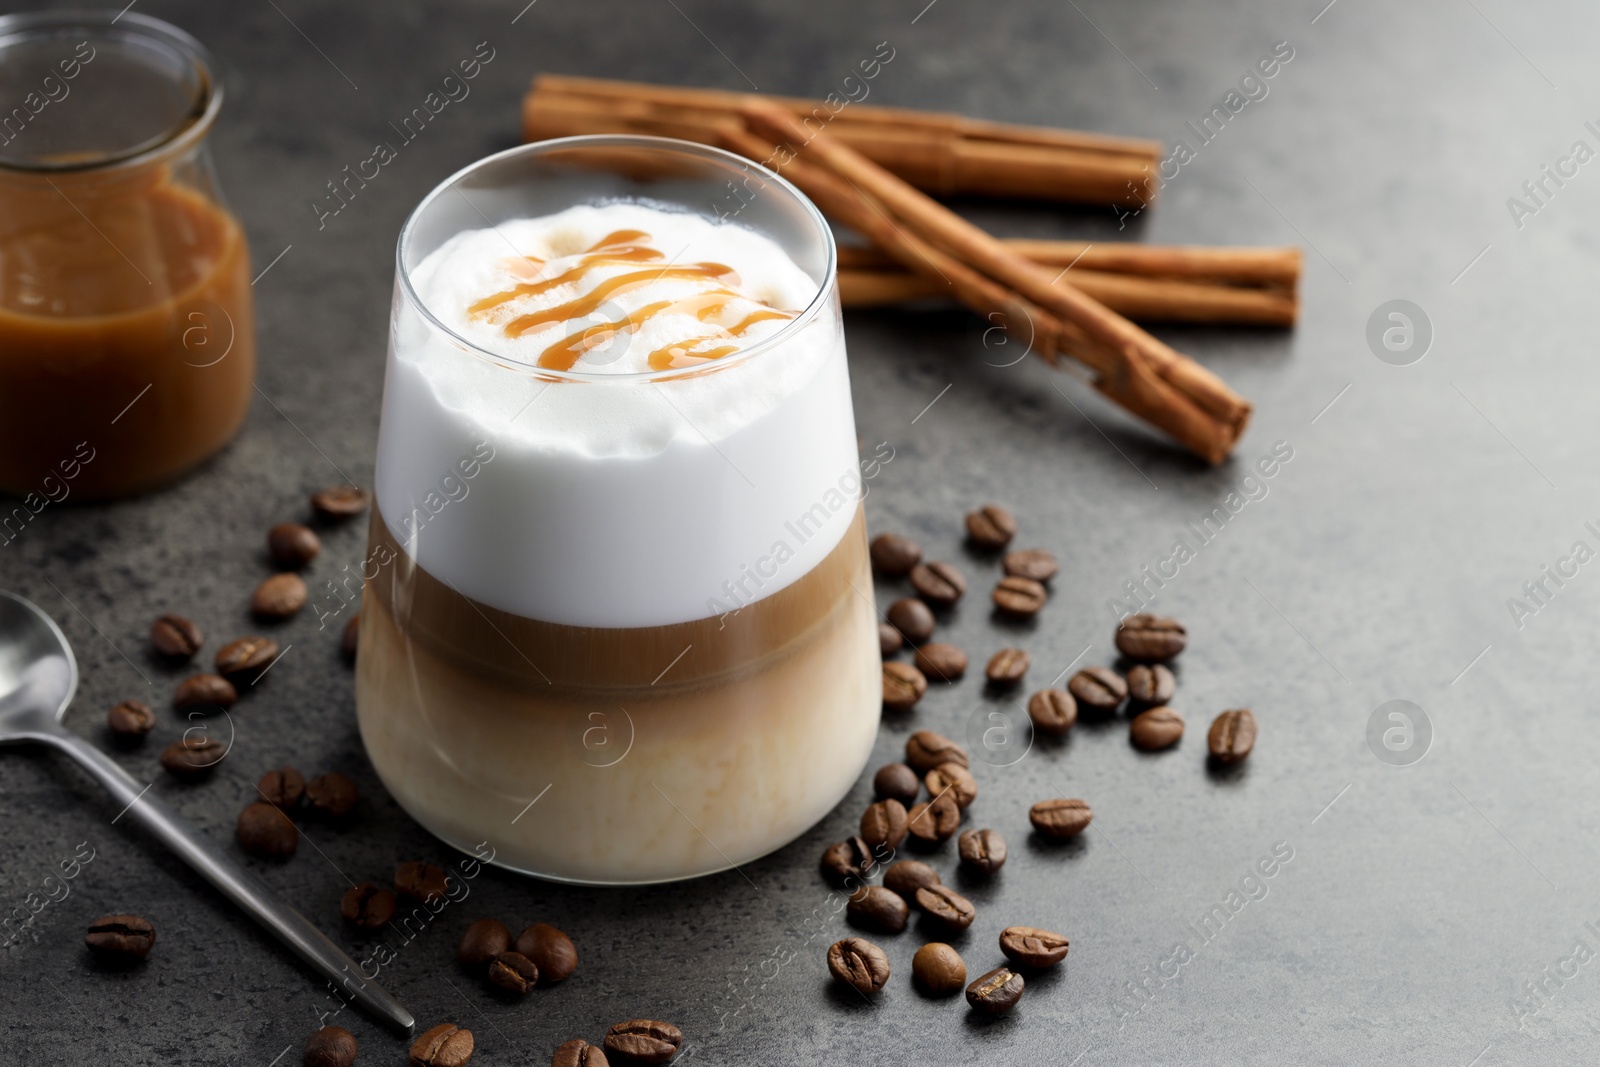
[468,228,796,371]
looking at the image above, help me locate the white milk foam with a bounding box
[376,202,859,628]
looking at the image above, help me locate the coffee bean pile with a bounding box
[75,492,362,990]
[122,486,372,789]
[234,765,358,860]
[455,917,579,997]
[829,921,1066,1019]
[250,487,367,623]
[79,489,1260,1055]
[548,1020,682,1066]
[1049,614,1257,766]
[335,860,454,935]
[846,504,1261,1018]
[874,505,1063,713]
[878,511,1258,764]
[83,482,674,1067]
[820,726,1071,1016]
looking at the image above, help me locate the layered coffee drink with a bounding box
[358,142,878,884]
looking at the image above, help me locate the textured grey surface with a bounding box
[3,0,1599,1063]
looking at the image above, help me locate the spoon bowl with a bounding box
[0,590,78,735]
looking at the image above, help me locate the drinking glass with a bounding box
[357,136,880,884]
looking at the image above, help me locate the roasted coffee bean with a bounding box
[106,699,155,743]
[992,576,1046,617]
[253,573,308,621]
[237,801,298,859]
[905,729,967,772]
[909,560,966,607]
[883,859,941,900]
[458,918,512,973]
[1026,689,1077,737]
[1208,708,1257,763]
[395,861,450,904]
[965,504,1016,550]
[215,636,280,685]
[340,882,396,930]
[869,532,922,576]
[1030,797,1093,838]
[873,762,920,807]
[1130,706,1185,751]
[966,966,1025,1015]
[341,613,361,661]
[847,885,909,934]
[1126,663,1176,710]
[882,661,928,711]
[1067,666,1126,714]
[409,1022,473,1067]
[150,613,203,660]
[985,647,1030,686]
[915,642,967,682]
[515,923,578,983]
[914,883,976,932]
[552,1039,609,1067]
[1001,548,1058,582]
[827,936,891,994]
[268,522,322,570]
[172,673,237,712]
[958,828,1007,875]
[999,926,1070,968]
[860,798,909,850]
[84,914,155,963]
[912,942,967,997]
[878,622,903,657]
[303,1025,358,1067]
[160,735,226,781]
[820,837,878,888]
[887,597,936,643]
[925,762,978,809]
[487,950,540,996]
[906,794,960,846]
[603,1020,682,1065]
[1115,612,1187,661]
[306,772,358,819]
[258,766,305,809]
[312,485,370,522]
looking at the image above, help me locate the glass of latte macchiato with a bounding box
[359,136,880,884]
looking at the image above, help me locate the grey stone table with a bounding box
[3,0,1597,1062]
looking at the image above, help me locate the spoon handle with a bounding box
[45,726,414,1033]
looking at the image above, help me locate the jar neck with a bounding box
[0,11,220,176]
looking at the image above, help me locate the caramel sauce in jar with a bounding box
[0,13,253,501]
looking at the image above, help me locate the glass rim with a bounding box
[394,134,839,384]
[0,9,222,175]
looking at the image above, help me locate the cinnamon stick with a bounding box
[717,126,1066,365]
[524,76,1159,206]
[739,104,1250,463]
[837,239,1302,288]
[723,123,1240,464]
[536,74,1160,157]
[839,264,1298,326]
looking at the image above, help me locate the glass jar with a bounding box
[0,11,253,502]
[356,136,880,884]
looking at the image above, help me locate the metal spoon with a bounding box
[0,590,413,1032]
